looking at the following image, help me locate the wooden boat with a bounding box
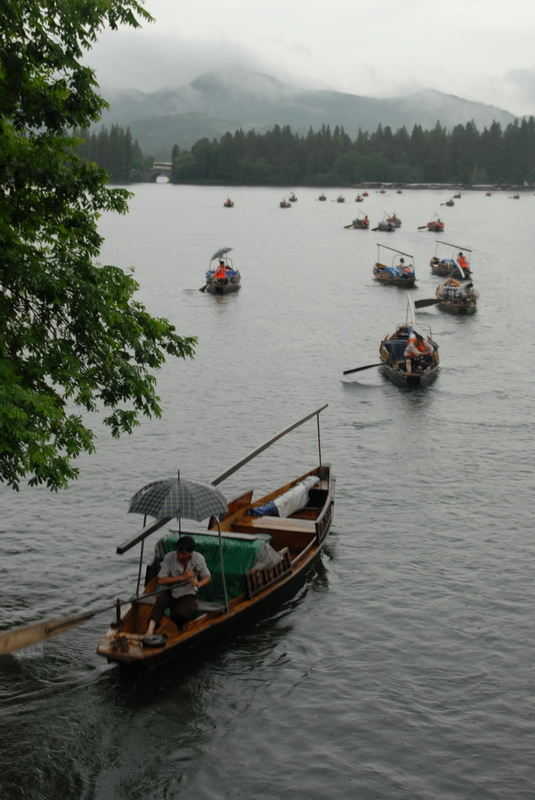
[289,192,298,202]
[346,212,369,229]
[426,215,444,232]
[430,241,472,278]
[453,192,461,199]
[373,244,416,287]
[223,198,234,207]
[444,199,455,207]
[385,212,402,228]
[336,195,345,203]
[203,247,241,294]
[485,191,492,196]
[280,198,291,208]
[355,195,364,202]
[95,407,335,668]
[379,299,439,387]
[318,193,327,201]
[435,278,477,314]
[362,191,369,197]
[376,219,395,232]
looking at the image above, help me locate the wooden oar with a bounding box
[343,363,383,375]
[0,606,115,654]
[344,224,354,229]
[0,576,193,654]
[414,298,440,308]
[199,284,207,292]
[417,225,428,230]
[371,227,379,231]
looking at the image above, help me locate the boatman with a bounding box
[404,332,434,373]
[215,260,227,281]
[457,252,469,271]
[144,536,211,637]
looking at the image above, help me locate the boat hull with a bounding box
[205,281,241,294]
[380,362,439,387]
[437,301,477,315]
[96,465,335,668]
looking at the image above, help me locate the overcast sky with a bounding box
[86,0,535,117]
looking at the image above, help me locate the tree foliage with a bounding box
[170,118,535,186]
[0,0,197,490]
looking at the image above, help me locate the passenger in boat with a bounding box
[457,252,469,271]
[214,260,227,281]
[144,536,211,636]
[404,333,433,373]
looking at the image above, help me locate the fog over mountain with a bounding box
[96,68,519,161]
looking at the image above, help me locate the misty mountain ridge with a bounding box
[98,68,518,161]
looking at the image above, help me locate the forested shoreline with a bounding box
[79,116,535,186]
[169,118,535,187]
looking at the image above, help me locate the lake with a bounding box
[1,184,534,800]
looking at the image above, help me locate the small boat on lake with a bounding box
[379,299,439,387]
[373,244,416,287]
[336,195,345,203]
[95,406,335,668]
[318,193,327,201]
[289,192,297,202]
[203,247,241,294]
[435,278,478,314]
[280,198,291,208]
[430,241,472,278]
[355,195,364,202]
[223,198,234,207]
[424,215,445,232]
[346,212,369,229]
[385,212,402,228]
[444,199,455,207]
[375,219,396,232]
[453,192,461,199]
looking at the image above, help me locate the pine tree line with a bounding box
[170,118,535,186]
[75,125,152,183]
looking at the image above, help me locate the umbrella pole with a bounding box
[316,413,322,467]
[216,519,229,612]
[135,515,147,596]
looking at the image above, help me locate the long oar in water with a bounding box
[343,363,383,375]
[417,225,429,230]
[0,576,200,655]
[0,606,116,654]
[414,298,440,309]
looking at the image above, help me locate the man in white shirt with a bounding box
[145,535,211,636]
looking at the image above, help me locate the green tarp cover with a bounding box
[161,533,267,601]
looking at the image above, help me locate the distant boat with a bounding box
[202,247,241,294]
[280,198,291,208]
[430,241,472,279]
[372,244,416,288]
[424,214,444,232]
[223,198,234,207]
[289,192,297,202]
[336,195,345,203]
[379,298,439,387]
[318,193,327,201]
[434,278,478,315]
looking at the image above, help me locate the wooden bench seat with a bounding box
[232,515,317,534]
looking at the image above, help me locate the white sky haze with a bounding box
[87,0,535,117]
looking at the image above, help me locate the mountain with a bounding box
[97,68,518,161]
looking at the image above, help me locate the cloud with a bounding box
[87,29,268,92]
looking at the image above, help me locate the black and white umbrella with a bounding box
[128,471,227,522]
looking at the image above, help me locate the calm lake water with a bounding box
[1,184,534,800]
